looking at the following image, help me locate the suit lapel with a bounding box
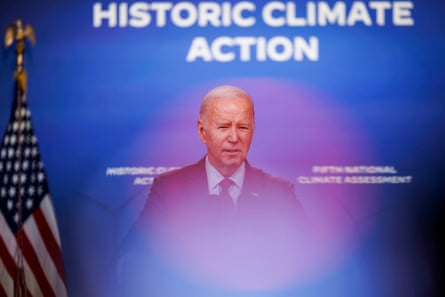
[238,162,263,208]
[182,158,210,199]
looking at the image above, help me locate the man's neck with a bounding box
[206,159,242,177]
[204,156,246,198]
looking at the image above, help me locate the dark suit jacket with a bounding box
[120,158,306,297]
[140,157,302,219]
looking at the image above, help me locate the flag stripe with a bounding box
[25,213,67,297]
[0,256,13,297]
[34,199,66,282]
[0,214,15,297]
[0,281,11,297]
[24,261,45,297]
[1,214,38,297]
[23,257,43,297]
[39,196,62,246]
[0,214,16,278]
[22,231,56,297]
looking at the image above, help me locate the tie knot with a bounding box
[219,178,234,196]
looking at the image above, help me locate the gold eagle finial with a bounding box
[4,19,36,93]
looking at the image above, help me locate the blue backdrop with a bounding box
[1,1,444,296]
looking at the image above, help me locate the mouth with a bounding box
[223,149,241,155]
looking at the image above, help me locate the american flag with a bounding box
[0,81,68,297]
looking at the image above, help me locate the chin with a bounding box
[223,161,243,170]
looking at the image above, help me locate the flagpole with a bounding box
[4,19,36,297]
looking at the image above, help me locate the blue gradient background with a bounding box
[1,1,444,296]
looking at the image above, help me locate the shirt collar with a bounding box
[205,156,245,194]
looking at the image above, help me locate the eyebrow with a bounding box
[215,121,252,125]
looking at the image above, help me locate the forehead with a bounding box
[209,96,253,117]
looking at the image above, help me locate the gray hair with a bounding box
[199,85,255,123]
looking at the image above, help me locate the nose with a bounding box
[227,126,239,142]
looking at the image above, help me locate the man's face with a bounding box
[198,96,254,176]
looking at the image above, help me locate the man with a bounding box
[120,85,305,297]
[146,85,302,214]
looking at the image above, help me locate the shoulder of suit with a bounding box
[247,164,294,189]
[153,160,204,184]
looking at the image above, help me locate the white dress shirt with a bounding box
[205,156,245,206]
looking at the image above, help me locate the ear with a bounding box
[197,119,207,144]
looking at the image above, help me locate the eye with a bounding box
[238,124,250,131]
